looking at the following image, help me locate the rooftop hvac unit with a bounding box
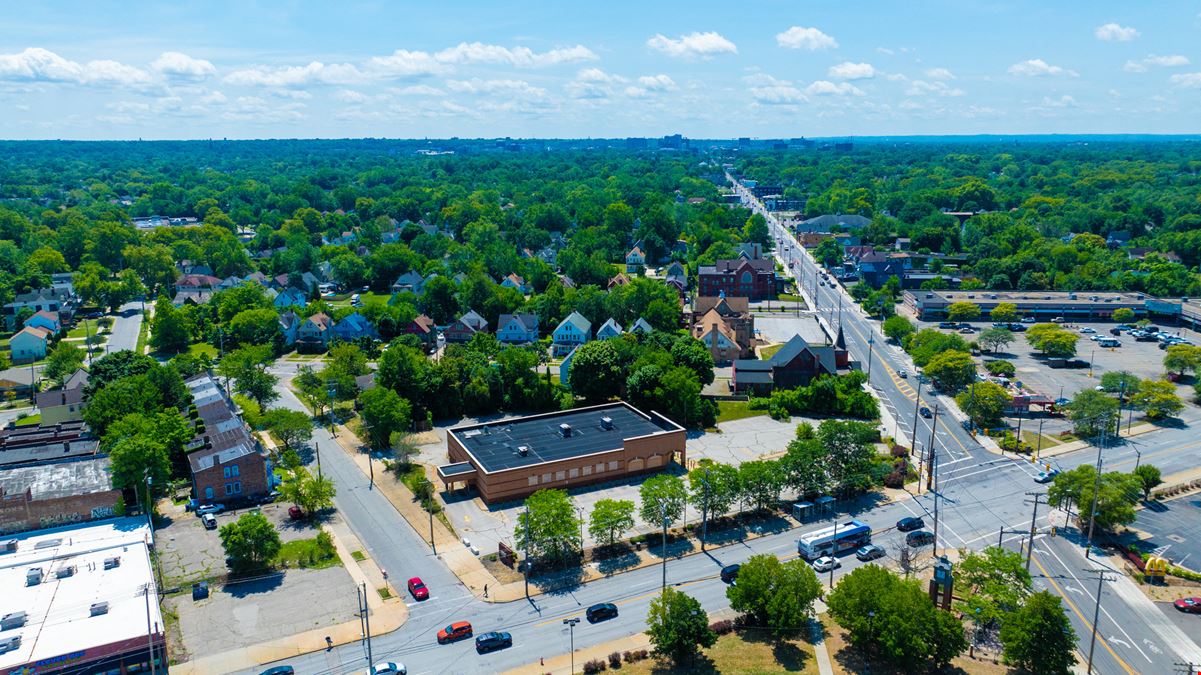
[0,636,20,655]
[517,445,529,457]
[89,602,109,617]
[600,416,613,430]
[0,612,26,631]
[55,566,75,579]
[1,540,15,554]
[559,423,572,438]
[103,557,120,570]
[25,568,42,586]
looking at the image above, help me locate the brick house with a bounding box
[697,258,779,300]
[692,296,754,349]
[693,310,743,364]
[732,335,837,394]
[185,374,271,504]
[403,314,437,348]
[445,310,488,343]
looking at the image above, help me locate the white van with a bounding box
[350,293,362,306]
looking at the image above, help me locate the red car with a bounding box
[407,577,429,601]
[1175,597,1201,614]
[437,621,472,644]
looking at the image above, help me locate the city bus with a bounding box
[797,519,872,560]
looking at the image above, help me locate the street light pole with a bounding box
[700,469,711,552]
[910,377,923,455]
[866,335,875,379]
[660,502,669,591]
[563,617,580,674]
[1085,425,1106,559]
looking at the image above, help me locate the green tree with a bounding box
[82,375,163,436]
[946,301,981,322]
[1027,324,1078,357]
[924,349,977,391]
[217,344,279,408]
[955,381,1011,428]
[1099,370,1141,395]
[150,295,191,353]
[567,339,624,403]
[103,410,193,479]
[227,308,283,349]
[882,315,915,343]
[978,327,1014,353]
[108,436,171,502]
[1163,344,1201,376]
[955,546,1032,626]
[1131,379,1183,420]
[278,467,336,515]
[814,238,843,268]
[738,459,783,511]
[43,342,86,386]
[219,511,282,573]
[985,359,1016,377]
[1133,464,1163,500]
[999,591,1077,674]
[1112,307,1136,324]
[639,474,688,526]
[646,588,716,665]
[1048,465,1141,530]
[263,408,314,451]
[688,462,739,521]
[989,302,1019,323]
[1064,389,1119,438]
[904,329,969,367]
[588,498,636,547]
[515,489,581,561]
[358,387,413,450]
[725,554,822,635]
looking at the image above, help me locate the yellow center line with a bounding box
[1030,554,1138,675]
[533,576,712,628]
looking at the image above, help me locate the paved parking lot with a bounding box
[1134,494,1201,571]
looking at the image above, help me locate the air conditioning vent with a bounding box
[25,568,42,586]
[1,612,26,631]
[0,540,15,554]
[0,636,20,655]
[559,423,572,438]
[600,416,613,430]
[517,445,529,457]
[103,557,120,570]
[89,602,109,617]
[55,566,75,579]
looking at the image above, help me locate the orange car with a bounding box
[437,621,473,644]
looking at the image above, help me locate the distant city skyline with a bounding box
[1,1,1198,140]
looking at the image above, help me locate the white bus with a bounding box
[797,519,872,560]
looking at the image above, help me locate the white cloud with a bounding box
[394,84,444,96]
[876,47,895,56]
[828,62,875,80]
[637,74,676,91]
[366,50,449,78]
[906,80,965,97]
[1095,23,1139,42]
[434,42,596,67]
[1124,54,1190,72]
[1007,59,1077,77]
[335,89,368,103]
[445,78,548,98]
[925,67,955,80]
[199,90,227,105]
[568,68,627,99]
[746,73,806,105]
[151,52,215,80]
[646,31,737,58]
[776,26,838,50]
[1169,72,1201,88]
[1041,95,1077,108]
[804,80,864,96]
[0,47,152,86]
[224,61,365,87]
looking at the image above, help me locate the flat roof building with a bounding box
[439,402,686,504]
[904,290,1149,321]
[0,518,164,675]
[0,456,121,535]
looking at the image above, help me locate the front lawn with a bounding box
[273,535,341,570]
[188,342,218,359]
[716,400,766,424]
[621,629,818,674]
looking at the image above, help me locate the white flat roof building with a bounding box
[0,518,165,675]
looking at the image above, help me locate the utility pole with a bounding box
[866,335,875,379]
[1034,418,1045,461]
[315,440,323,479]
[1085,422,1107,559]
[660,501,669,591]
[1084,569,1116,675]
[143,584,157,675]
[563,617,580,674]
[522,506,530,599]
[700,469,711,552]
[928,406,941,555]
[361,582,373,666]
[910,377,923,456]
[1024,492,1047,572]
[429,510,437,555]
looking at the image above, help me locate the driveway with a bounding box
[106,300,144,353]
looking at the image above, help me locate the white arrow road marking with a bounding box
[1110,636,1132,649]
[1143,639,1163,655]
[1064,584,1083,595]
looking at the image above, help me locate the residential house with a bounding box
[271,272,320,294]
[736,243,765,260]
[10,326,49,363]
[23,310,61,335]
[391,270,427,295]
[176,261,214,276]
[664,262,687,285]
[3,288,76,330]
[185,374,272,503]
[296,313,333,351]
[331,312,379,342]
[500,273,529,294]
[278,311,300,348]
[693,311,742,364]
[63,368,89,392]
[797,233,832,249]
[629,317,655,335]
[402,314,437,348]
[559,345,579,390]
[244,271,270,286]
[663,277,687,297]
[552,311,592,356]
[856,252,906,288]
[215,276,244,291]
[175,274,222,291]
[0,367,36,398]
[697,258,779,300]
[445,310,488,343]
[496,313,540,344]
[315,260,335,282]
[273,287,309,309]
[172,289,214,306]
[554,274,576,290]
[692,296,754,348]
[34,385,84,425]
[595,318,624,340]
[625,246,646,273]
[608,273,631,290]
[732,335,837,395]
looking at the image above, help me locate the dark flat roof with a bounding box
[437,461,477,477]
[451,403,677,473]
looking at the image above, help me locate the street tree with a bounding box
[781,437,828,497]
[813,238,843,268]
[358,387,413,450]
[1065,389,1119,438]
[639,473,688,526]
[217,344,279,408]
[738,460,783,511]
[985,359,1016,377]
[955,546,1032,626]
[279,467,336,515]
[882,315,915,343]
[819,420,879,495]
[588,498,636,548]
[1112,307,1136,324]
[999,591,1077,675]
[978,327,1014,353]
[725,554,822,635]
[149,295,190,353]
[1048,465,1141,529]
[515,488,581,562]
[688,461,739,520]
[989,302,1019,323]
[646,588,717,665]
[1133,464,1163,500]
[263,408,313,451]
[1099,370,1141,395]
[1163,344,1201,376]
[219,511,282,573]
[924,349,977,391]
[390,432,421,468]
[946,301,982,322]
[956,381,1011,428]
[567,339,625,403]
[904,329,970,367]
[1131,379,1183,420]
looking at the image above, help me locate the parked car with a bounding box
[256,491,281,505]
[1136,333,1158,342]
[1021,316,1036,323]
[812,556,841,572]
[958,327,974,334]
[475,631,512,653]
[856,544,886,561]
[1035,469,1060,484]
[1007,322,1027,332]
[437,621,473,644]
[896,516,925,532]
[586,602,619,623]
[720,564,741,584]
[1109,328,1122,336]
[1174,597,1201,614]
[1051,317,1065,323]
[201,514,217,530]
[407,577,429,601]
[1079,327,1096,334]
[906,530,936,547]
[259,667,295,675]
[196,503,225,516]
[938,322,956,329]
[370,663,406,675]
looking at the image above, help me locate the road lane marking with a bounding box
[1030,554,1138,675]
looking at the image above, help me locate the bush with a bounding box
[890,444,909,458]
[884,470,906,488]
[985,360,1016,377]
[583,659,607,673]
[999,432,1032,454]
[709,619,734,635]
[608,652,622,669]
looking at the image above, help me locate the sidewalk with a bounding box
[170,507,408,674]
[1026,421,1161,460]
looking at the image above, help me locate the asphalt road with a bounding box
[106,300,144,353]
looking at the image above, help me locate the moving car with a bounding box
[1080,327,1096,334]
[586,602,619,623]
[475,631,513,653]
[938,322,956,329]
[720,564,741,584]
[919,407,933,419]
[438,621,473,644]
[896,517,925,532]
[811,556,841,572]
[1174,597,1201,614]
[1035,469,1060,484]
[897,370,908,379]
[407,577,429,601]
[370,663,406,675]
[196,503,224,516]
[201,514,217,530]
[856,544,886,561]
[906,530,936,547]
[259,667,295,675]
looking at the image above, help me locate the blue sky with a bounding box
[1,1,1198,139]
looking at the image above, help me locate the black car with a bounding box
[720,564,741,584]
[1007,323,1027,332]
[259,668,295,675]
[938,321,956,329]
[586,603,619,623]
[896,516,925,532]
[906,530,936,547]
[475,631,513,653]
[919,406,933,419]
